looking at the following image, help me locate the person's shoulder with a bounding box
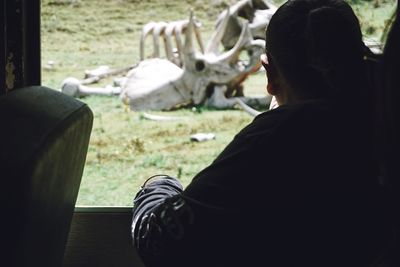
[240,99,326,138]
[239,104,297,136]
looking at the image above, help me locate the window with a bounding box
[41,0,397,206]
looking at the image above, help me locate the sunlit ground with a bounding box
[41,0,397,206]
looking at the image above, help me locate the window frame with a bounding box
[1,0,40,95]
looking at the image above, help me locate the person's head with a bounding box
[261,0,367,106]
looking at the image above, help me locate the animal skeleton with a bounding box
[62,1,275,113]
[216,0,277,50]
[120,9,269,111]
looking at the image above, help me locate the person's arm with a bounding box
[132,174,183,247]
[131,172,243,267]
[132,175,201,267]
[130,110,285,267]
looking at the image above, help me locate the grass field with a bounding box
[41,0,397,206]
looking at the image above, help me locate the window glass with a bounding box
[41,0,396,206]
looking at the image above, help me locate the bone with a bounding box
[61,77,122,97]
[175,20,188,65]
[190,133,216,142]
[205,7,231,54]
[140,22,158,60]
[84,65,110,78]
[152,22,169,58]
[140,112,183,121]
[204,85,268,116]
[83,65,135,83]
[204,85,237,109]
[217,0,277,50]
[140,16,204,67]
[234,97,262,117]
[184,10,195,58]
[164,22,179,64]
[241,39,265,73]
[217,21,252,64]
[193,20,205,53]
[120,58,189,111]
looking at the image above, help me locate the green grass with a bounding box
[77,96,254,205]
[41,0,396,206]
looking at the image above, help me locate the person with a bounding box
[375,4,400,265]
[131,1,389,266]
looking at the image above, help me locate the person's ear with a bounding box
[261,53,279,96]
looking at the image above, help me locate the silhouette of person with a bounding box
[375,4,400,266]
[131,1,389,266]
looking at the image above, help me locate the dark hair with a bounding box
[265,0,367,99]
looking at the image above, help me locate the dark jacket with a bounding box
[132,96,388,267]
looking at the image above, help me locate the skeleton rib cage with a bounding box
[140,17,205,67]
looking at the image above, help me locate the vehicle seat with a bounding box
[0,86,93,267]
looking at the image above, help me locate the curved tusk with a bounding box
[205,7,231,54]
[140,22,157,60]
[234,97,261,117]
[216,21,252,64]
